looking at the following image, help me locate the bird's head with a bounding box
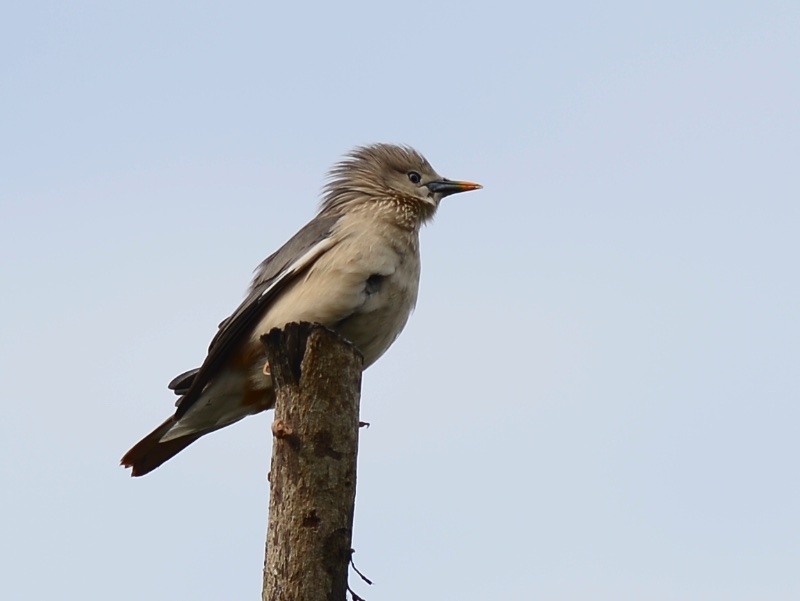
[320,143,481,225]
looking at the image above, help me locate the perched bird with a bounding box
[121,143,481,476]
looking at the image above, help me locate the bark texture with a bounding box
[261,322,363,601]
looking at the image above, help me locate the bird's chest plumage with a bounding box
[335,238,421,366]
[322,222,421,366]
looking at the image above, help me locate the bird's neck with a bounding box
[367,195,435,232]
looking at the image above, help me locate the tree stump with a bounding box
[261,322,363,601]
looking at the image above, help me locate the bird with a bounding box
[121,143,482,476]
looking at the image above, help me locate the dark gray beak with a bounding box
[426,179,482,197]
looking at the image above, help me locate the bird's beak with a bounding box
[426,179,483,197]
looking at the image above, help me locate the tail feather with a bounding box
[121,417,203,477]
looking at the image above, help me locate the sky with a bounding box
[1,1,798,599]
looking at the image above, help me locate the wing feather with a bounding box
[173,214,340,418]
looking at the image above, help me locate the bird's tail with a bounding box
[120,416,203,477]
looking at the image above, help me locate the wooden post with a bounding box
[261,322,364,601]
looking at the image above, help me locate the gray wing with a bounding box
[168,368,199,396]
[172,214,341,418]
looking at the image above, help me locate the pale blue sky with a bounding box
[1,1,798,599]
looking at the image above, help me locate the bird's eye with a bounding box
[407,171,422,185]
